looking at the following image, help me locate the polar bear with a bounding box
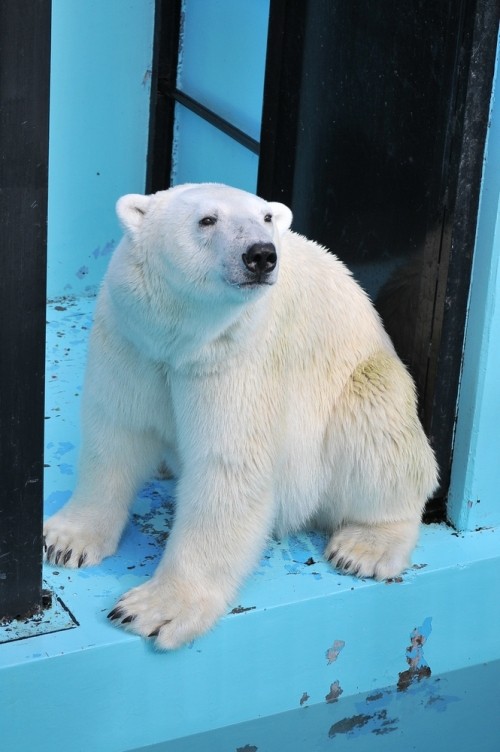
[44,183,438,649]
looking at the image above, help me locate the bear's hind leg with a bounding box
[325,518,420,580]
[322,352,437,580]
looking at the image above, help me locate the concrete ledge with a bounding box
[2,503,499,749]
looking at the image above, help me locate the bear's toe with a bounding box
[43,511,116,569]
[108,576,227,649]
[325,519,419,581]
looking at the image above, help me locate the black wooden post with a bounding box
[0,0,51,619]
[146,0,182,193]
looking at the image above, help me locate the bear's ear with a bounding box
[268,202,293,235]
[116,194,151,237]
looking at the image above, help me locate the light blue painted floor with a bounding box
[1,296,499,751]
[36,297,497,656]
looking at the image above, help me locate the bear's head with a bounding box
[116,183,292,302]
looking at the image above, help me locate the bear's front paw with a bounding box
[43,510,119,569]
[107,575,227,649]
[325,520,420,581]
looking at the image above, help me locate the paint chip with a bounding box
[325,680,343,703]
[230,605,256,615]
[76,266,89,279]
[397,617,432,691]
[328,709,398,738]
[326,639,345,664]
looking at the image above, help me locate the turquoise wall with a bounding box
[173,106,259,189]
[172,0,270,191]
[47,0,155,299]
[47,0,269,299]
[177,0,269,141]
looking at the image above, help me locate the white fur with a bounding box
[44,183,438,649]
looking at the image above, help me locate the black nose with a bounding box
[242,242,277,276]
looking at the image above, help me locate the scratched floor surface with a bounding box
[43,295,362,590]
[39,296,369,644]
[40,296,496,629]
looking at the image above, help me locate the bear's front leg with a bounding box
[109,461,274,649]
[44,423,164,568]
[109,365,275,648]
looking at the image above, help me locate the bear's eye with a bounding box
[199,216,217,227]
[264,213,273,223]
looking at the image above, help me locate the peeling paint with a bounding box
[130,486,175,549]
[230,605,256,615]
[92,240,115,259]
[299,691,309,706]
[325,680,343,703]
[397,616,433,691]
[236,746,258,752]
[326,639,345,664]
[366,691,384,702]
[288,534,314,563]
[398,663,432,690]
[325,616,459,740]
[328,709,398,739]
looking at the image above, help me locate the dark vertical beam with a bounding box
[258,0,499,518]
[257,0,307,204]
[428,0,500,501]
[0,0,51,618]
[146,0,182,194]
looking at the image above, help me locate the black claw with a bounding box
[343,559,353,571]
[336,557,345,570]
[77,552,87,568]
[46,544,55,562]
[54,549,62,565]
[43,536,47,552]
[63,549,72,565]
[148,619,171,638]
[107,607,125,621]
[121,614,136,624]
[327,550,338,563]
